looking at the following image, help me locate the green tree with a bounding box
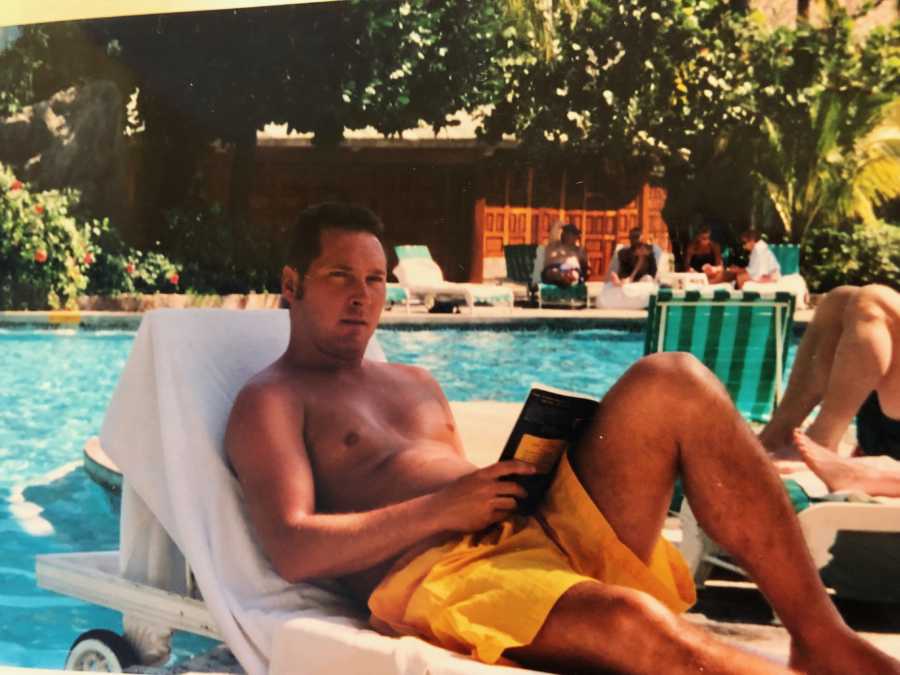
[741,4,900,243]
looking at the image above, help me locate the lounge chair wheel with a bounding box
[65,629,139,672]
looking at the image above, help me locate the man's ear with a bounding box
[281,265,302,304]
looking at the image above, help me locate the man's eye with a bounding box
[368,276,386,284]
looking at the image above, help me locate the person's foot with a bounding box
[759,425,799,460]
[789,631,900,675]
[792,429,863,492]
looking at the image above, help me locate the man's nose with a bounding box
[349,278,370,305]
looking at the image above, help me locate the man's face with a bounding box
[285,228,387,362]
[629,231,641,247]
[698,232,711,246]
[741,237,755,252]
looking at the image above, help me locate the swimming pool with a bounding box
[0,326,797,668]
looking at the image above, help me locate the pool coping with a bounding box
[0,307,815,331]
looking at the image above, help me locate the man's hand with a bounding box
[434,461,536,532]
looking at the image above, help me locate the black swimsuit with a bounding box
[688,251,717,271]
[856,392,900,460]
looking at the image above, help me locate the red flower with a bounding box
[34,249,48,263]
[169,272,180,286]
[10,180,23,191]
[34,204,44,214]
[125,262,136,275]
[83,252,95,265]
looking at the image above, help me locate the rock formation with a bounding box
[0,80,128,223]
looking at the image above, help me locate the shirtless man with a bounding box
[541,223,590,287]
[225,203,899,675]
[610,227,657,286]
[761,284,900,497]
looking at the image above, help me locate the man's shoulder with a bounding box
[231,364,301,419]
[368,359,437,386]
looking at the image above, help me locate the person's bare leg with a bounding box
[509,581,794,674]
[760,286,858,456]
[794,429,900,497]
[510,353,899,674]
[804,285,899,452]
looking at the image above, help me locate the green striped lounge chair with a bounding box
[644,288,795,422]
[502,243,588,309]
[393,245,514,312]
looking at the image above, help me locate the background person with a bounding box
[610,227,657,286]
[726,229,781,289]
[760,284,900,496]
[683,226,724,283]
[541,222,590,287]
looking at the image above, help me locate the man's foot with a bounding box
[792,429,863,492]
[789,631,900,675]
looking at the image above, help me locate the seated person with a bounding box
[683,226,724,283]
[726,229,781,289]
[225,203,899,675]
[761,284,900,499]
[541,223,590,287]
[610,227,657,286]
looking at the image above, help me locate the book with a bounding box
[498,384,599,512]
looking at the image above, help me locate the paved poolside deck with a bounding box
[0,305,816,330]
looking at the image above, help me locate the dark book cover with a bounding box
[498,385,598,512]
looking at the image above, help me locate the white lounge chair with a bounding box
[393,245,514,312]
[35,309,544,674]
[679,472,900,603]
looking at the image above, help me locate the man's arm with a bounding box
[225,383,533,583]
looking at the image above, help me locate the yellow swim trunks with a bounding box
[368,454,696,665]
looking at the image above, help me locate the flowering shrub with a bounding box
[0,165,94,309]
[0,162,180,308]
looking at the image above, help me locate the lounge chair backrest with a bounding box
[393,244,447,285]
[502,244,539,284]
[768,244,800,275]
[395,244,433,261]
[393,258,445,285]
[644,289,795,421]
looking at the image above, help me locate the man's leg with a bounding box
[803,285,900,453]
[511,353,899,675]
[760,286,857,456]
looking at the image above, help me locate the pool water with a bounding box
[0,329,217,668]
[0,326,797,668]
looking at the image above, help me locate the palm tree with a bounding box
[752,89,900,243]
[849,98,900,226]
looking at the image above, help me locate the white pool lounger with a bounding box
[35,309,547,675]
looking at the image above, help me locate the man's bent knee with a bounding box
[632,352,714,387]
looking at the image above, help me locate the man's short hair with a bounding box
[289,202,385,276]
[740,228,761,242]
